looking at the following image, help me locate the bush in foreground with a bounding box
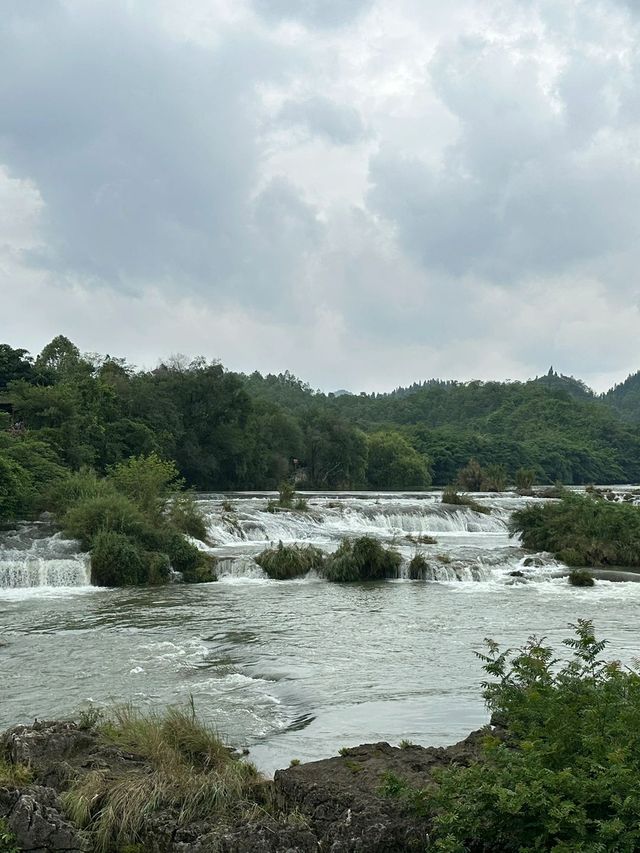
[386,621,640,851]
[62,704,262,852]
[510,491,640,567]
[255,542,325,579]
[321,536,401,582]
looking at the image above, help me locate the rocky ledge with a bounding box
[0,720,491,852]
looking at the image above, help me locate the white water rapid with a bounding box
[0,522,90,589]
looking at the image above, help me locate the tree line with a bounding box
[3,337,640,522]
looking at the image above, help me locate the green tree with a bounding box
[366,431,431,490]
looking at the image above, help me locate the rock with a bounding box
[0,719,495,853]
[0,785,90,852]
[509,570,525,578]
[274,731,487,852]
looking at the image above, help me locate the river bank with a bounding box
[0,715,488,852]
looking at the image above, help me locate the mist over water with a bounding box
[2,492,639,774]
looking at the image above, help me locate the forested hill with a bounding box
[2,338,640,514]
[603,372,640,423]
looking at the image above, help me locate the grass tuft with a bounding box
[0,759,32,788]
[442,488,491,515]
[62,704,260,851]
[255,542,325,579]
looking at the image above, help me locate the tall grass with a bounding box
[255,542,325,579]
[321,536,402,582]
[62,705,261,851]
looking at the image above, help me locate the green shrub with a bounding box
[255,542,325,579]
[277,481,296,507]
[322,536,401,582]
[167,493,208,541]
[456,458,485,491]
[163,531,216,583]
[61,492,147,549]
[47,468,116,516]
[442,488,490,515]
[483,463,507,492]
[107,453,183,518]
[515,466,536,491]
[408,553,429,580]
[511,492,640,567]
[0,452,33,520]
[421,621,640,851]
[142,551,172,586]
[568,569,595,587]
[90,531,145,586]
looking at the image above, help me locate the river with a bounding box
[1,491,639,774]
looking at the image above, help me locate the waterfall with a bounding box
[0,526,91,589]
[201,497,509,545]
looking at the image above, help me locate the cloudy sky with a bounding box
[1,0,639,392]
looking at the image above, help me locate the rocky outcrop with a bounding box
[0,719,492,852]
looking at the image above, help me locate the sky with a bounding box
[1,0,639,393]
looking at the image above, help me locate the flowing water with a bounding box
[1,491,639,774]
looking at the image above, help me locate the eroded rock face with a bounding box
[0,785,90,852]
[0,719,492,852]
[274,732,486,853]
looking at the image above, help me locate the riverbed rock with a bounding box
[0,719,492,852]
[273,730,487,852]
[0,785,91,852]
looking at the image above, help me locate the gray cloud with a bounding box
[368,20,640,285]
[278,96,366,145]
[0,1,315,312]
[251,0,373,28]
[2,0,640,392]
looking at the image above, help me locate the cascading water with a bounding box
[0,492,557,592]
[0,523,90,589]
[195,492,540,583]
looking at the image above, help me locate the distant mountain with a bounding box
[331,389,353,397]
[531,368,595,402]
[603,371,640,423]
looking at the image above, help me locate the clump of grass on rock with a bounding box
[408,553,429,580]
[441,488,491,515]
[321,536,401,582]
[62,704,262,852]
[255,542,325,579]
[568,569,595,587]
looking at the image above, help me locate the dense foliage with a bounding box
[380,623,640,851]
[3,339,640,519]
[510,492,640,567]
[48,459,214,587]
[425,622,640,851]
